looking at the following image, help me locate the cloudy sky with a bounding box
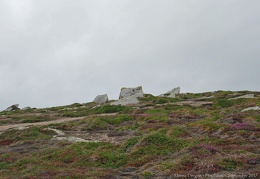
[0,0,259,110]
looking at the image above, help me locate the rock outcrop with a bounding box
[93,94,109,104]
[111,86,144,106]
[159,87,180,98]
[119,86,144,99]
[4,104,20,111]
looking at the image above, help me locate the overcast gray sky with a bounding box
[0,0,259,110]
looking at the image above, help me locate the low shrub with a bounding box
[228,122,255,130]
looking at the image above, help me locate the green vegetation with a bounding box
[101,115,132,125]
[221,159,241,171]
[0,90,259,178]
[0,127,55,141]
[169,126,188,137]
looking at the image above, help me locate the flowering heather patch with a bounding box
[199,144,219,154]
[228,122,255,130]
[0,139,13,146]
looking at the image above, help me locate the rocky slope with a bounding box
[0,90,259,178]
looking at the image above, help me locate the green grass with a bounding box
[0,127,55,141]
[82,117,109,130]
[0,90,259,178]
[130,132,187,159]
[170,126,188,137]
[142,171,153,178]
[214,99,235,108]
[61,105,133,117]
[138,94,180,104]
[96,105,133,114]
[221,159,241,171]
[121,137,140,152]
[101,115,132,125]
[188,118,225,132]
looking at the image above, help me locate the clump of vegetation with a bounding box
[0,127,55,141]
[169,126,189,137]
[214,99,236,108]
[82,117,109,130]
[220,159,241,171]
[102,115,132,125]
[130,132,187,163]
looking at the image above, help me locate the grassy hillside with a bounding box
[0,90,259,178]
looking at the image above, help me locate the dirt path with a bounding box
[0,113,117,132]
[0,117,85,132]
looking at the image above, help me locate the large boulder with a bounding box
[93,94,109,104]
[119,86,144,99]
[4,104,20,111]
[159,87,180,98]
[111,86,144,106]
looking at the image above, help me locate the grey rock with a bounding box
[21,106,31,110]
[111,95,140,106]
[4,104,20,111]
[93,94,108,104]
[241,106,260,112]
[119,86,144,99]
[159,87,180,98]
[111,86,144,106]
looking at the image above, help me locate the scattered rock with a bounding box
[241,106,260,112]
[93,94,109,104]
[4,104,20,111]
[159,87,180,98]
[230,94,254,100]
[119,86,144,99]
[21,106,31,110]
